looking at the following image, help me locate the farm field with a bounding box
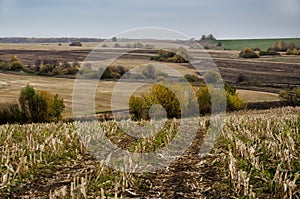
[0,72,280,117]
[0,41,299,198]
[0,107,299,198]
[1,48,300,89]
[218,38,300,51]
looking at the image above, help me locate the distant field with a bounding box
[219,38,300,51]
[237,89,279,102]
[0,42,98,51]
[0,72,280,118]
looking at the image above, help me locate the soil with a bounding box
[1,49,299,89]
[8,129,230,199]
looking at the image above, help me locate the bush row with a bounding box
[129,82,246,120]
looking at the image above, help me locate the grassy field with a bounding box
[218,38,300,51]
[0,107,299,198]
[0,72,280,118]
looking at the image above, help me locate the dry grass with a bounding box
[237,89,279,102]
[0,42,98,51]
[0,107,299,198]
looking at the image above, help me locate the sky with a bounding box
[0,0,299,39]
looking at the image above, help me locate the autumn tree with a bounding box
[19,85,65,123]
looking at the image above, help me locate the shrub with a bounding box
[252,47,261,51]
[279,87,300,105]
[269,41,291,52]
[114,43,121,48]
[65,67,79,75]
[259,51,280,56]
[101,65,127,79]
[9,61,24,71]
[112,37,117,42]
[19,85,65,123]
[38,64,55,76]
[0,104,22,124]
[239,48,259,58]
[142,64,156,79]
[69,42,82,47]
[236,73,247,85]
[52,66,63,76]
[129,82,246,120]
[286,49,300,55]
[0,62,9,70]
[204,71,222,84]
[226,92,247,111]
[184,74,203,84]
[129,83,191,120]
[151,49,188,63]
[22,67,35,74]
[196,86,211,114]
[10,55,20,62]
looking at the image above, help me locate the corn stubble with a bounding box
[0,107,299,198]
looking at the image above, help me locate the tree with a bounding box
[114,43,121,48]
[288,42,296,50]
[19,85,37,122]
[142,64,156,79]
[19,85,65,123]
[271,41,288,52]
[204,71,222,84]
[207,34,216,40]
[112,37,117,42]
[200,34,216,40]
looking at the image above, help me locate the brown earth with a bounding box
[1,49,299,89]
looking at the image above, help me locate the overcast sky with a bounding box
[0,0,299,39]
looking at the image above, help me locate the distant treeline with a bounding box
[0,37,104,43]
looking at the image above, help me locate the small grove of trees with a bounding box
[129,82,246,120]
[151,49,188,63]
[69,42,82,47]
[286,48,300,55]
[141,64,168,80]
[78,65,128,79]
[0,56,81,77]
[200,34,216,41]
[268,41,297,52]
[239,48,259,58]
[279,87,300,106]
[0,85,65,124]
[0,55,24,71]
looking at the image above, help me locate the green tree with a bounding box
[19,85,65,123]
[112,37,117,42]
